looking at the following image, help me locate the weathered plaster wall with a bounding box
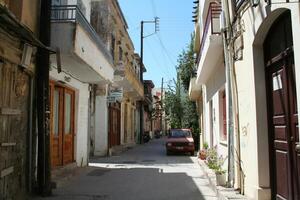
[94,94,108,156]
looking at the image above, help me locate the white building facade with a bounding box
[190,0,300,199]
[49,0,114,167]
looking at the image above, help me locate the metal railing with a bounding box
[51,5,113,64]
[235,0,247,11]
[196,2,222,64]
[126,63,144,91]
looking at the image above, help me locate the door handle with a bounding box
[296,143,300,153]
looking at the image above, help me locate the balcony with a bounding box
[195,2,223,85]
[189,77,202,101]
[50,5,114,83]
[113,61,144,100]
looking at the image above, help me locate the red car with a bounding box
[165,129,195,156]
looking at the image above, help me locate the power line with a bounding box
[144,38,173,80]
[155,33,177,68]
[150,0,157,17]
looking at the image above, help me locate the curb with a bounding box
[197,159,247,200]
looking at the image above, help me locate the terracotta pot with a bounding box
[199,151,206,160]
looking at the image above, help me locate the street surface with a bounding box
[38,138,217,200]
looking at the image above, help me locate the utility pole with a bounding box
[139,21,144,144]
[36,0,51,196]
[221,0,235,187]
[160,77,163,134]
[139,17,159,144]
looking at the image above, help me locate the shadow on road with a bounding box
[38,166,210,200]
[90,137,195,166]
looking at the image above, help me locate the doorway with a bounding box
[108,102,121,148]
[49,82,75,167]
[264,11,299,200]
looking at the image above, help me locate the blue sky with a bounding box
[118,0,194,88]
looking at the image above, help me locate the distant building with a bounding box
[90,0,144,153]
[143,80,154,137]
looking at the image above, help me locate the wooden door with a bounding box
[264,11,299,200]
[50,83,74,167]
[124,103,128,143]
[50,84,63,167]
[108,103,121,147]
[63,88,74,165]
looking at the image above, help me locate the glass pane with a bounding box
[53,90,59,135]
[64,93,71,134]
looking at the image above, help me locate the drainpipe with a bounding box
[27,76,34,193]
[221,0,235,187]
[221,0,243,191]
[106,84,110,156]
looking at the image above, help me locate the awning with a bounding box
[0,4,54,52]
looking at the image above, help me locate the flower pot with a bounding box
[216,173,226,186]
[199,150,207,160]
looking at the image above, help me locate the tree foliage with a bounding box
[176,34,195,91]
[164,35,199,134]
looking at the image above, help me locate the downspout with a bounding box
[221,0,242,191]
[27,75,34,193]
[230,15,243,191]
[106,84,110,156]
[221,0,235,187]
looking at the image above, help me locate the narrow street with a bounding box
[40,138,217,200]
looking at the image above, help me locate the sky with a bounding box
[118,0,195,88]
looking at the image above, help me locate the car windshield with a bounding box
[170,130,191,138]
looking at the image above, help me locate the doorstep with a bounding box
[109,142,136,156]
[197,159,248,200]
[51,162,88,188]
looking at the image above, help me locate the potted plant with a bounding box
[215,167,226,186]
[206,147,227,186]
[199,142,209,160]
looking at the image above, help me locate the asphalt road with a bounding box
[38,137,217,200]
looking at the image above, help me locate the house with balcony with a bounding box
[190,0,227,156]
[49,0,115,167]
[221,0,300,199]
[90,0,144,152]
[191,0,300,199]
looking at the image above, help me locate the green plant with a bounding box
[206,147,226,174]
[203,142,209,150]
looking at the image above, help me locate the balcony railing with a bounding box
[51,5,112,63]
[196,2,222,64]
[235,0,247,11]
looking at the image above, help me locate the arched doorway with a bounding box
[264,10,299,200]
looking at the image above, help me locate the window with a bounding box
[170,130,191,138]
[119,46,123,61]
[53,89,60,135]
[64,93,71,134]
[111,34,115,61]
[221,91,227,141]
